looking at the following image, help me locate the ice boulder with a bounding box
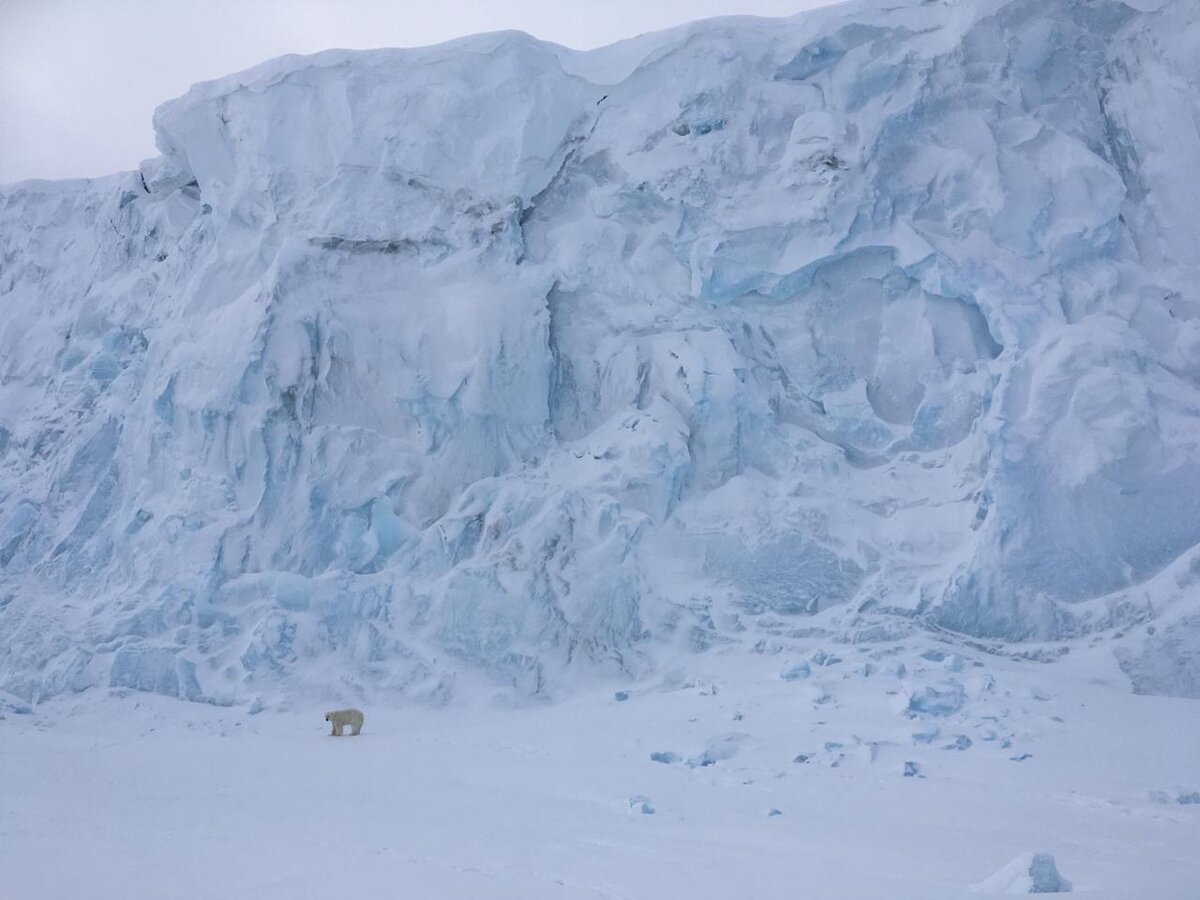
[905,682,967,717]
[628,795,655,815]
[970,853,1072,894]
[780,661,813,682]
[811,650,842,667]
[686,732,750,768]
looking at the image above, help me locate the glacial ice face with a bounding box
[2,0,1200,704]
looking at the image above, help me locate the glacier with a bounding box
[2,0,1200,706]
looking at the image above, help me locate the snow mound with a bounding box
[970,853,1073,894]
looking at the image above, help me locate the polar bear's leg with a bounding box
[325,709,364,736]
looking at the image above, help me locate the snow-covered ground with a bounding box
[6,643,1198,898]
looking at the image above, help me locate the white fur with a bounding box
[324,708,364,736]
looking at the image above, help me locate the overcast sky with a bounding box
[0,0,835,184]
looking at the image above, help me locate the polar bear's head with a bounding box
[324,712,332,722]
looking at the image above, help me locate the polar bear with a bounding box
[325,708,364,736]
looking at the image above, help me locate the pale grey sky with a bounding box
[0,0,834,184]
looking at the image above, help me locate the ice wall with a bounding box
[2,0,1199,704]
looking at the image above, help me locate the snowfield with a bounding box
[5,645,1199,898]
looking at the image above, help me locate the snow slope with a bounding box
[2,0,1200,707]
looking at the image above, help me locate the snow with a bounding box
[4,650,1199,899]
[3,0,1200,706]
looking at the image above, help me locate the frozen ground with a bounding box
[5,644,1198,899]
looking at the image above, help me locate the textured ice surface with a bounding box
[3,0,1200,704]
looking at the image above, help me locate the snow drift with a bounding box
[2,0,1199,705]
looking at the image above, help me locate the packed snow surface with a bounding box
[4,651,1199,899]
[3,0,1200,709]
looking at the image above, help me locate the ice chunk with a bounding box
[138,154,196,195]
[905,682,966,717]
[686,732,749,768]
[628,795,655,815]
[780,661,813,682]
[970,853,1072,894]
[882,660,908,679]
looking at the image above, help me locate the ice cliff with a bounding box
[2,0,1199,705]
